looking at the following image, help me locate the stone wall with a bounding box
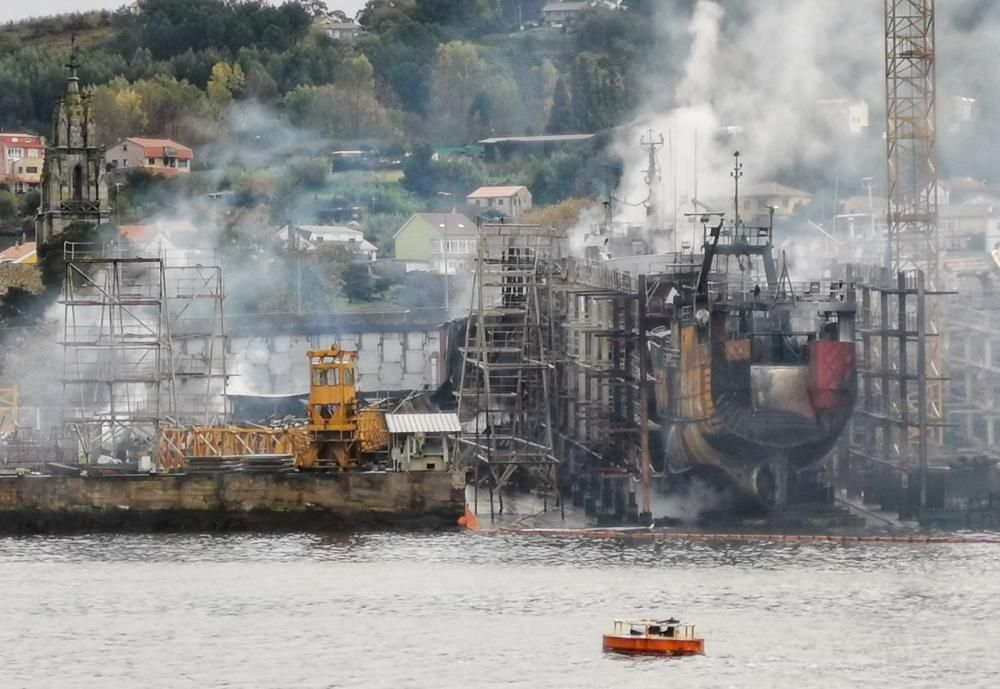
[0,471,464,532]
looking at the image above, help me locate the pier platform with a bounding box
[0,471,465,533]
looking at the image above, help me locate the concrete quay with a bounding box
[0,471,465,533]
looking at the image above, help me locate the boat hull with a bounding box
[602,634,705,656]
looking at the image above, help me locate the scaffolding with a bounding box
[457,223,562,513]
[850,266,949,512]
[59,245,229,463]
[165,257,228,426]
[60,245,170,461]
[884,0,944,450]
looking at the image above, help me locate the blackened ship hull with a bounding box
[655,323,857,506]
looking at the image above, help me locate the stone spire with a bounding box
[35,40,111,244]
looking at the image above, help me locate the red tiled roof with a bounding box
[126,137,194,160]
[0,242,36,263]
[120,225,160,243]
[0,263,42,296]
[0,133,44,147]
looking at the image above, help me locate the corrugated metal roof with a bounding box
[385,413,462,434]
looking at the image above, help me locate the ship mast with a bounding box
[641,129,665,248]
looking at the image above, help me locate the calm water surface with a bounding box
[0,532,997,688]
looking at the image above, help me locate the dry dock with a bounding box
[0,471,465,533]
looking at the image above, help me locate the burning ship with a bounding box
[577,153,858,511]
[454,148,858,518]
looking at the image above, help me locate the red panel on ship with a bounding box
[809,341,856,410]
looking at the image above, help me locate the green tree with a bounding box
[207,62,246,106]
[401,144,435,196]
[546,78,575,133]
[0,190,18,222]
[88,79,149,145]
[430,41,486,144]
[570,52,632,132]
[342,262,375,303]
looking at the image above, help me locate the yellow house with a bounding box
[393,212,477,274]
[740,182,813,222]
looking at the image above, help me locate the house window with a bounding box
[122,160,128,167]
[25,166,37,174]
[7,148,23,159]
[27,149,38,159]
[147,158,155,165]
[179,159,189,169]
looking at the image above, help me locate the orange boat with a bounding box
[602,619,705,656]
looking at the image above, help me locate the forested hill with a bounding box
[0,0,660,150]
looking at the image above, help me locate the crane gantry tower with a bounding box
[877,0,943,507]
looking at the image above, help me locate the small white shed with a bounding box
[385,413,461,472]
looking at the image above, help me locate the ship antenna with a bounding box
[731,150,743,237]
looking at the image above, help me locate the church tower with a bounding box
[35,45,111,245]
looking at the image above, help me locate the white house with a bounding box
[278,224,378,261]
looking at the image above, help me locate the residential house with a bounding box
[393,212,476,275]
[0,241,37,265]
[277,224,378,262]
[940,202,1000,252]
[0,133,45,192]
[105,137,194,176]
[815,99,870,135]
[938,177,1000,206]
[120,224,179,257]
[739,182,813,222]
[466,186,533,219]
[317,17,366,41]
[542,1,592,26]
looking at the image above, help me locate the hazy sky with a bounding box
[0,0,369,23]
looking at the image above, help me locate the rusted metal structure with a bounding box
[457,222,562,514]
[884,0,943,448]
[455,202,859,520]
[844,0,943,514]
[159,345,390,473]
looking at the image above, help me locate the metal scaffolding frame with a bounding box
[165,258,228,426]
[59,245,229,463]
[60,245,171,461]
[884,0,943,451]
[457,223,562,515]
[850,266,948,512]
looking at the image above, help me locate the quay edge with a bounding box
[0,471,466,534]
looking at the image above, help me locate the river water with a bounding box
[1,531,997,689]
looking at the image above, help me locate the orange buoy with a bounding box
[459,505,479,530]
[602,619,704,656]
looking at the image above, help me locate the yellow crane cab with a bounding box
[304,345,359,470]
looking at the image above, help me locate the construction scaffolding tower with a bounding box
[457,223,562,515]
[884,0,944,452]
[60,244,172,461]
[850,266,948,513]
[165,256,228,426]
